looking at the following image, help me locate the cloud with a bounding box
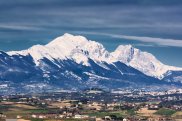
[1,0,182,40]
[0,24,43,31]
[1,0,182,48]
[133,44,156,47]
[74,31,182,47]
[111,34,182,47]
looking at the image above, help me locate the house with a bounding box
[96,117,105,121]
[31,114,37,118]
[17,115,22,119]
[74,114,89,119]
[123,118,129,121]
[104,116,112,120]
[148,104,159,110]
[38,115,46,119]
[0,113,6,118]
[58,114,65,118]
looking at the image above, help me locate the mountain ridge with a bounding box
[0,33,181,94]
[7,33,182,79]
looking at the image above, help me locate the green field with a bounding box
[87,111,126,118]
[155,108,176,116]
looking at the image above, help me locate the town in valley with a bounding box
[0,88,182,121]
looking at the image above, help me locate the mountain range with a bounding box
[0,33,182,94]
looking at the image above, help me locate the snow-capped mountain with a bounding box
[8,33,182,79]
[0,33,181,94]
[8,33,110,66]
[111,45,182,79]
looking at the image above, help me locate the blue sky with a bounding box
[0,0,182,67]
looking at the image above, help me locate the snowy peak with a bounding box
[115,44,133,51]
[46,33,88,47]
[8,33,110,66]
[111,44,182,78]
[111,45,135,63]
[7,33,182,78]
[111,44,158,64]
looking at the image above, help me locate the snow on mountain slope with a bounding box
[8,33,110,66]
[110,45,182,79]
[7,33,182,79]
